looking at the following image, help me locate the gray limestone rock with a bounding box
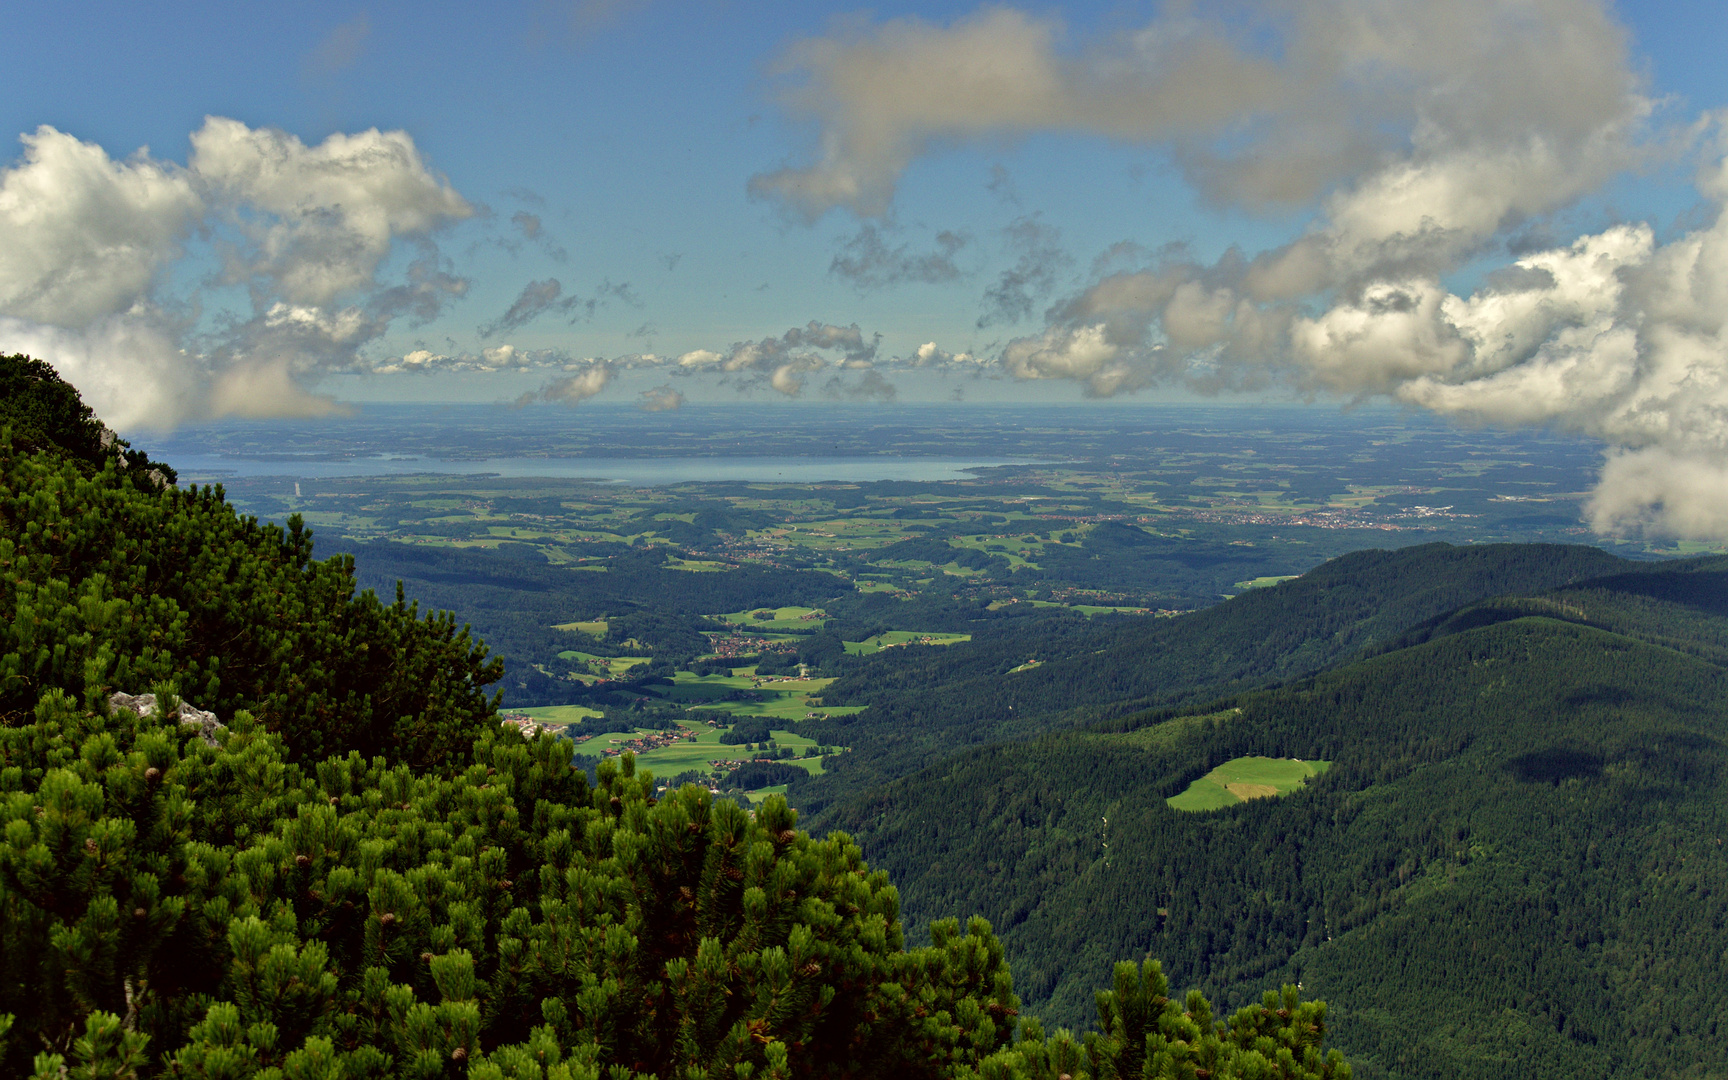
[108,691,226,747]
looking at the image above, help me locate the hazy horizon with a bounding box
[7,0,1728,538]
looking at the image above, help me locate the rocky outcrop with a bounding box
[108,691,226,747]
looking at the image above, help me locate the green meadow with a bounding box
[555,651,651,680]
[671,671,864,720]
[1166,756,1331,811]
[1233,575,1302,590]
[715,606,830,630]
[514,704,604,725]
[566,718,837,784]
[1032,602,1158,616]
[553,620,609,636]
[843,630,972,655]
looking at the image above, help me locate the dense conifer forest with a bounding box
[1,357,1352,1077]
[795,542,1634,819]
[828,565,1728,1077]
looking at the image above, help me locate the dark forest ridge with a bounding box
[797,542,1633,818]
[832,556,1728,1076]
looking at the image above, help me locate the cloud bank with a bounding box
[509,319,991,409]
[752,0,1728,539]
[752,1,1647,223]
[674,321,882,396]
[0,118,471,428]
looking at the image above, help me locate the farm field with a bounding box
[715,606,829,630]
[1166,756,1331,811]
[582,719,837,783]
[843,631,972,655]
[1025,600,1165,616]
[514,704,604,725]
[1234,575,1302,590]
[649,670,863,721]
[555,620,609,636]
[555,651,651,680]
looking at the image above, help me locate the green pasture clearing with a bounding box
[554,620,610,636]
[673,671,761,690]
[664,558,730,572]
[604,719,838,783]
[853,579,905,593]
[1027,601,1157,616]
[1234,575,1301,590]
[783,519,912,548]
[653,673,760,703]
[843,631,973,656]
[1670,539,1728,555]
[514,704,604,726]
[612,721,733,775]
[715,606,830,630]
[1167,756,1331,812]
[869,558,937,571]
[657,672,862,720]
[555,651,651,679]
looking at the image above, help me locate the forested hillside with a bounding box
[0,353,1351,1078]
[0,412,499,768]
[325,540,852,705]
[827,563,1728,1078]
[797,543,1631,821]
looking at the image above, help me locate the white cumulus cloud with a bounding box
[0,118,471,430]
[0,126,202,329]
[755,1,1728,537]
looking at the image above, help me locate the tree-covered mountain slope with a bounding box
[826,566,1728,1078]
[323,539,853,705]
[0,428,501,767]
[798,542,1632,822]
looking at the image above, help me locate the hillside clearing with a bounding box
[1167,756,1330,811]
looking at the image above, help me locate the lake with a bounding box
[153,453,1042,485]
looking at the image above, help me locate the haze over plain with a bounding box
[5,0,1728,536]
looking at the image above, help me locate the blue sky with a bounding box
[6,1,1728,534]
[2,2,1296,398]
